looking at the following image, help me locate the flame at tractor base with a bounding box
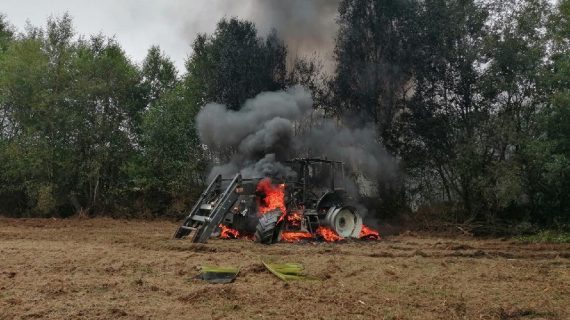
[219,224,241,239]
[280,231,314,242]
[279,225,380,243]
[218,223,381,243]
[359,225,381,240]
[317,226,344,242]
[219,224,255,240]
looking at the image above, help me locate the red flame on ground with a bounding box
[281,231,313,242]
[256,178,286,216]
[359,225,381,240]
[219,224,240,239]
[316,226,344,242]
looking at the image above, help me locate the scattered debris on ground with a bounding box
[195,266,240,284]
[262,261,315,281]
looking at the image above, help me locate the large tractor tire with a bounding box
[254,210,282,245]
[324,206,363,238]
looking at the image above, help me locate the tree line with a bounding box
[0,0,569,230]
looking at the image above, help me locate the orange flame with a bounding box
[285,211,303,227]
[256,178,286,216]
[316,226,344,241]
[219,224,240,239]
[359,225,381,240]
[280,231,313,242]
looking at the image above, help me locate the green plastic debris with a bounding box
[262,261,316,281]
[196,266,240,284]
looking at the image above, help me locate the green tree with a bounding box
[401,0,490,221]
[131,47,204,198]
[331,0,417,146]
[133,84,204,193]
[287,56,328,110]
[524,0,570,224]
[0,13,15,138]
[125,46,205,217]
[0,15,70,216]
[0,14,145,216]
[140,45,178,106]
[480,0,552,223]
[0,13,14,53]
[186,18,287,110]
[68,35,145,214]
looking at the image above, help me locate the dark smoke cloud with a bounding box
[197,86,396,195]
[197,85,312,149]
[240,154,297,179]
[305,122,396,180]
[177,0,340,70]
[197,85,312,180]
[246,0,340,68]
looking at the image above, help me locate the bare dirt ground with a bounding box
[0,218,569,320]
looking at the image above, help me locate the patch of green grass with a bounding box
[515,230,570,243]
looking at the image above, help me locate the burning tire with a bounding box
[254,210,283,244]
[323,207,363,238]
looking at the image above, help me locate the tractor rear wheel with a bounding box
[254,210,282,244]
[324,206,363,238]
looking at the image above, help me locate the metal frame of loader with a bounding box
[173,174,243,242]
[173,158,362,243]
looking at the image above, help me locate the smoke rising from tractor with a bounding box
[175,0,340,70]
[246,0,339,68]
[196,86,396,195]
[197,85,312,180]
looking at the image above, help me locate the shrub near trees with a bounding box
[0,1,569,230]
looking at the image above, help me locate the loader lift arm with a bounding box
[173,173,242,243]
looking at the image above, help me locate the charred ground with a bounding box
[1,218,569,320]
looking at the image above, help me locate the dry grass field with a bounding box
[0,218,569,320]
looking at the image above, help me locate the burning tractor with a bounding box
[174,158,380,244]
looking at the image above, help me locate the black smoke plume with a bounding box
[196,86,396,196]
[247,0,339,67]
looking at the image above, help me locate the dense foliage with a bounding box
[0,1,569,229]
[329,0,570,228]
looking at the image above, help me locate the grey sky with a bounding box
[1,0,339,71]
